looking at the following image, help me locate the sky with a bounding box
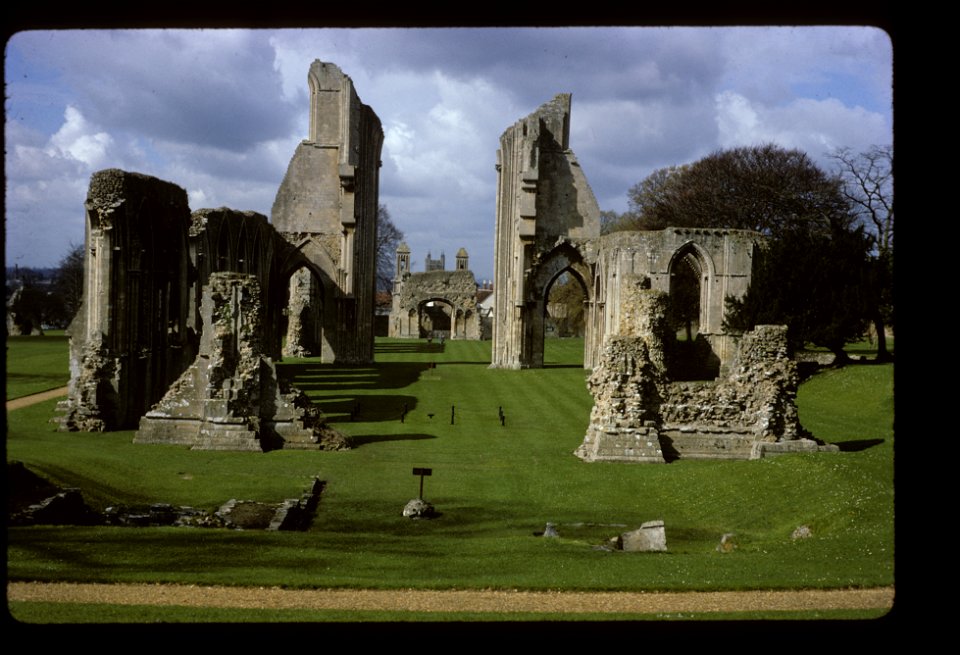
[4,26,893,282]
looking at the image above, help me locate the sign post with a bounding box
[412,467,432,499]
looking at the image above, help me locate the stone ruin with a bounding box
[272,60,383,364]
[493,93,836,461]
[389,244,483,340]
[491,93,603,369]
[575,282,836,461]
[50,68,833,463]
[58,60,381,450]
[135,273,348,451]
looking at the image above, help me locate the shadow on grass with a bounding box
[279,361,429,392]
[313,394,420,423]
[375,342,446,354]
[280,360,451,424]
[349,432,437,447]
[835,438,885,452]
[316,501,547,538]
[26,462,156,508]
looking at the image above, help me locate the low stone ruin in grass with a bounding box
[8,461,324,531]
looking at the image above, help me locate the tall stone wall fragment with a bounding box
[58,169,193,431]
[272,60,383,364]
[491,94,601,369]
[135,273,349,451]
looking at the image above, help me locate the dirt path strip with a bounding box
[8,583,894,614]
[6,386,69,411]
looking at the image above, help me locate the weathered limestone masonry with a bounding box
[576,316,837,462]
[389,244,482,339]
[491,95,760,373]
[189,208,297,361]
[57,172,315,434]
[592,228,760,377]
[272,60,384,364]
[492,96,830,461]
[135,273,348,451]
[491,94,602,369]
[58,169,193,432]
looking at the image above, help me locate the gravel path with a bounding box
[6,386,69,411]
[8,582,894,615]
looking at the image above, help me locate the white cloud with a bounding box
[715,91,891,163]
[47,106,114,169]
[5,27,893,273]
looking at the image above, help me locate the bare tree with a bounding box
[53,242,85,324]
[375,205,404,292]
[829,145,893,258]
[829,145,894,361]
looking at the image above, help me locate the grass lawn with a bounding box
[5,332,71,400]
[6,336,894,620]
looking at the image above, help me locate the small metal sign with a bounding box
[412,467,432,499]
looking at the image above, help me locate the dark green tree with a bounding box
[725,223,873,363]
[621,144,871,360]
[635,144,852,236]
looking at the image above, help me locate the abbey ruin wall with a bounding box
[58,169,194,432]
[272,60,384,364]
[491,94,601,369]
[576,321,835,463]
[135,273,348,452]
[389,245,482,340]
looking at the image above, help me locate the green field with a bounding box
[5,332,71,400]
[6,336,894,620]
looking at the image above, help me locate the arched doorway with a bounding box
[418,298,453,339]
[667,244,718,380]
[525,244,594,368]
[542,268,587,366]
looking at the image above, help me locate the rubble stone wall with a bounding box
[189,207,297,361]
[135,273,348,451]
[576,324,831,462]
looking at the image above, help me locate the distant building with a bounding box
[389,244,488,340]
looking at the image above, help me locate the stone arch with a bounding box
[522,242,595,368]
[666,240,717,334]
[277,238,341,361]
[417,297,454,339]
[666,240,720,380]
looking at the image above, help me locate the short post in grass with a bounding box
[499,406,505,427]
[412,467,432,500]
[450,405,455,425]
